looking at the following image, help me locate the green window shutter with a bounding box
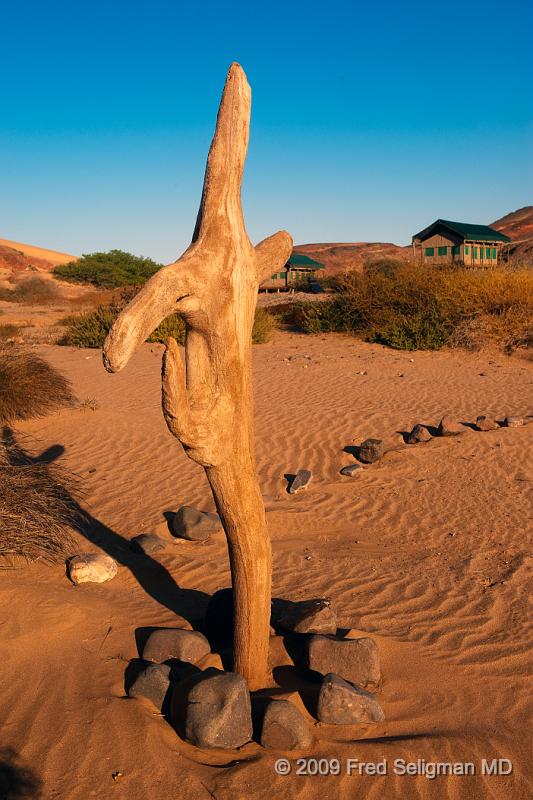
[424,247,434,256]
[474,247,478,258]
[465,246,470,255]
[279,271,287,279]
[486,247,491,259]
[271,273,278,280]
[492,248,497,259]
[438,246,448,256]
[452,245,460,255]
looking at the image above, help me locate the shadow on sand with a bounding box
[0,747,42,799]
[1,426,210,628]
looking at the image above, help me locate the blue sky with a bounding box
[0,0,531,261]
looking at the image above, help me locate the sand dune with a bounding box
[1,334,532,799]
[0,238,76,267]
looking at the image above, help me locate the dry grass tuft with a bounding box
[0,276,62,304]
[0,345,75,423]
[0,323,20,341]
[0,430,80,564]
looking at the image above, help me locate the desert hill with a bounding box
[491,206,533,240]
[0,238,76,275]
[490,206,533,262]
[294,241,408,274]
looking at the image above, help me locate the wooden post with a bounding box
[102,63,292,690]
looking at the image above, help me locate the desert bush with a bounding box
[282,262,533,351]
[60,303,186,347]
[53,250,163,288]
[61,301,276,347]
[0,431,79,563]
[0,276,61,304]
[0,324,20,341]
[252,307,277,343]
[0,346,75,423]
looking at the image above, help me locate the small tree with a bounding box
[53,250,163,288]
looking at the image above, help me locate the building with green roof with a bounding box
[412,219,511,266]
[261,251,325,290]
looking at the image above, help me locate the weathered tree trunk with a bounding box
[102,63,292,690]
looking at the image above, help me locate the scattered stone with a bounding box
[172,506,222,541]
[128,663,171,710]
[68,553,118,585]
[437,415,466,436]
[316,673,385,724]
[142,628,210,665]
[278,599,337,636]
[405,424,432,444]
[358,439,385,464]
[130,533,169,554]
[504,416,524,428]
[475,416,499,432]
[172,669,252,749]
[340,463,364,477]
[288,470,313,494]
[307,635,381,687]
[260,700,313,749]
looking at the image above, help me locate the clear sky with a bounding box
[0,0,531,261]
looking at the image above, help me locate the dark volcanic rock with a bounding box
[278,599,337,636]
[405,424,432,444]
[128,663,172,711]
[316,673,385,724]
[307,635,381,687]
[172,506,222,541]
[260,700,313,749]
[130,533,169,554]
[288,470,313,494]
[172,668,252,749]
[358,439,385,463]
[142,628,210,665]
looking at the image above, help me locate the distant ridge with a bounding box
[491,206,533,241]
[296,206,533,273]
[0,238,76,267]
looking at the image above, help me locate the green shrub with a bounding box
[53,250,163,288]
[252,308,277,343]
[60,304,186,348]
[61,302,276,348]
[368,310,452,350]
[146,314,186,344]
[60,306,119,348]
[279,262,533,351]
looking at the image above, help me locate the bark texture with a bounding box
[102,63,292,689]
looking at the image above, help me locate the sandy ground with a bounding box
[1,333,532,800]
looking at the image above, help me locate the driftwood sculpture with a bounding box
[103,63,292,690]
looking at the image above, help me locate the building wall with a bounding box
[415,232,462,263]
[414,231,503,266]
[463,242,501,266]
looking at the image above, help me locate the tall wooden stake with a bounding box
[102,63,292,690]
